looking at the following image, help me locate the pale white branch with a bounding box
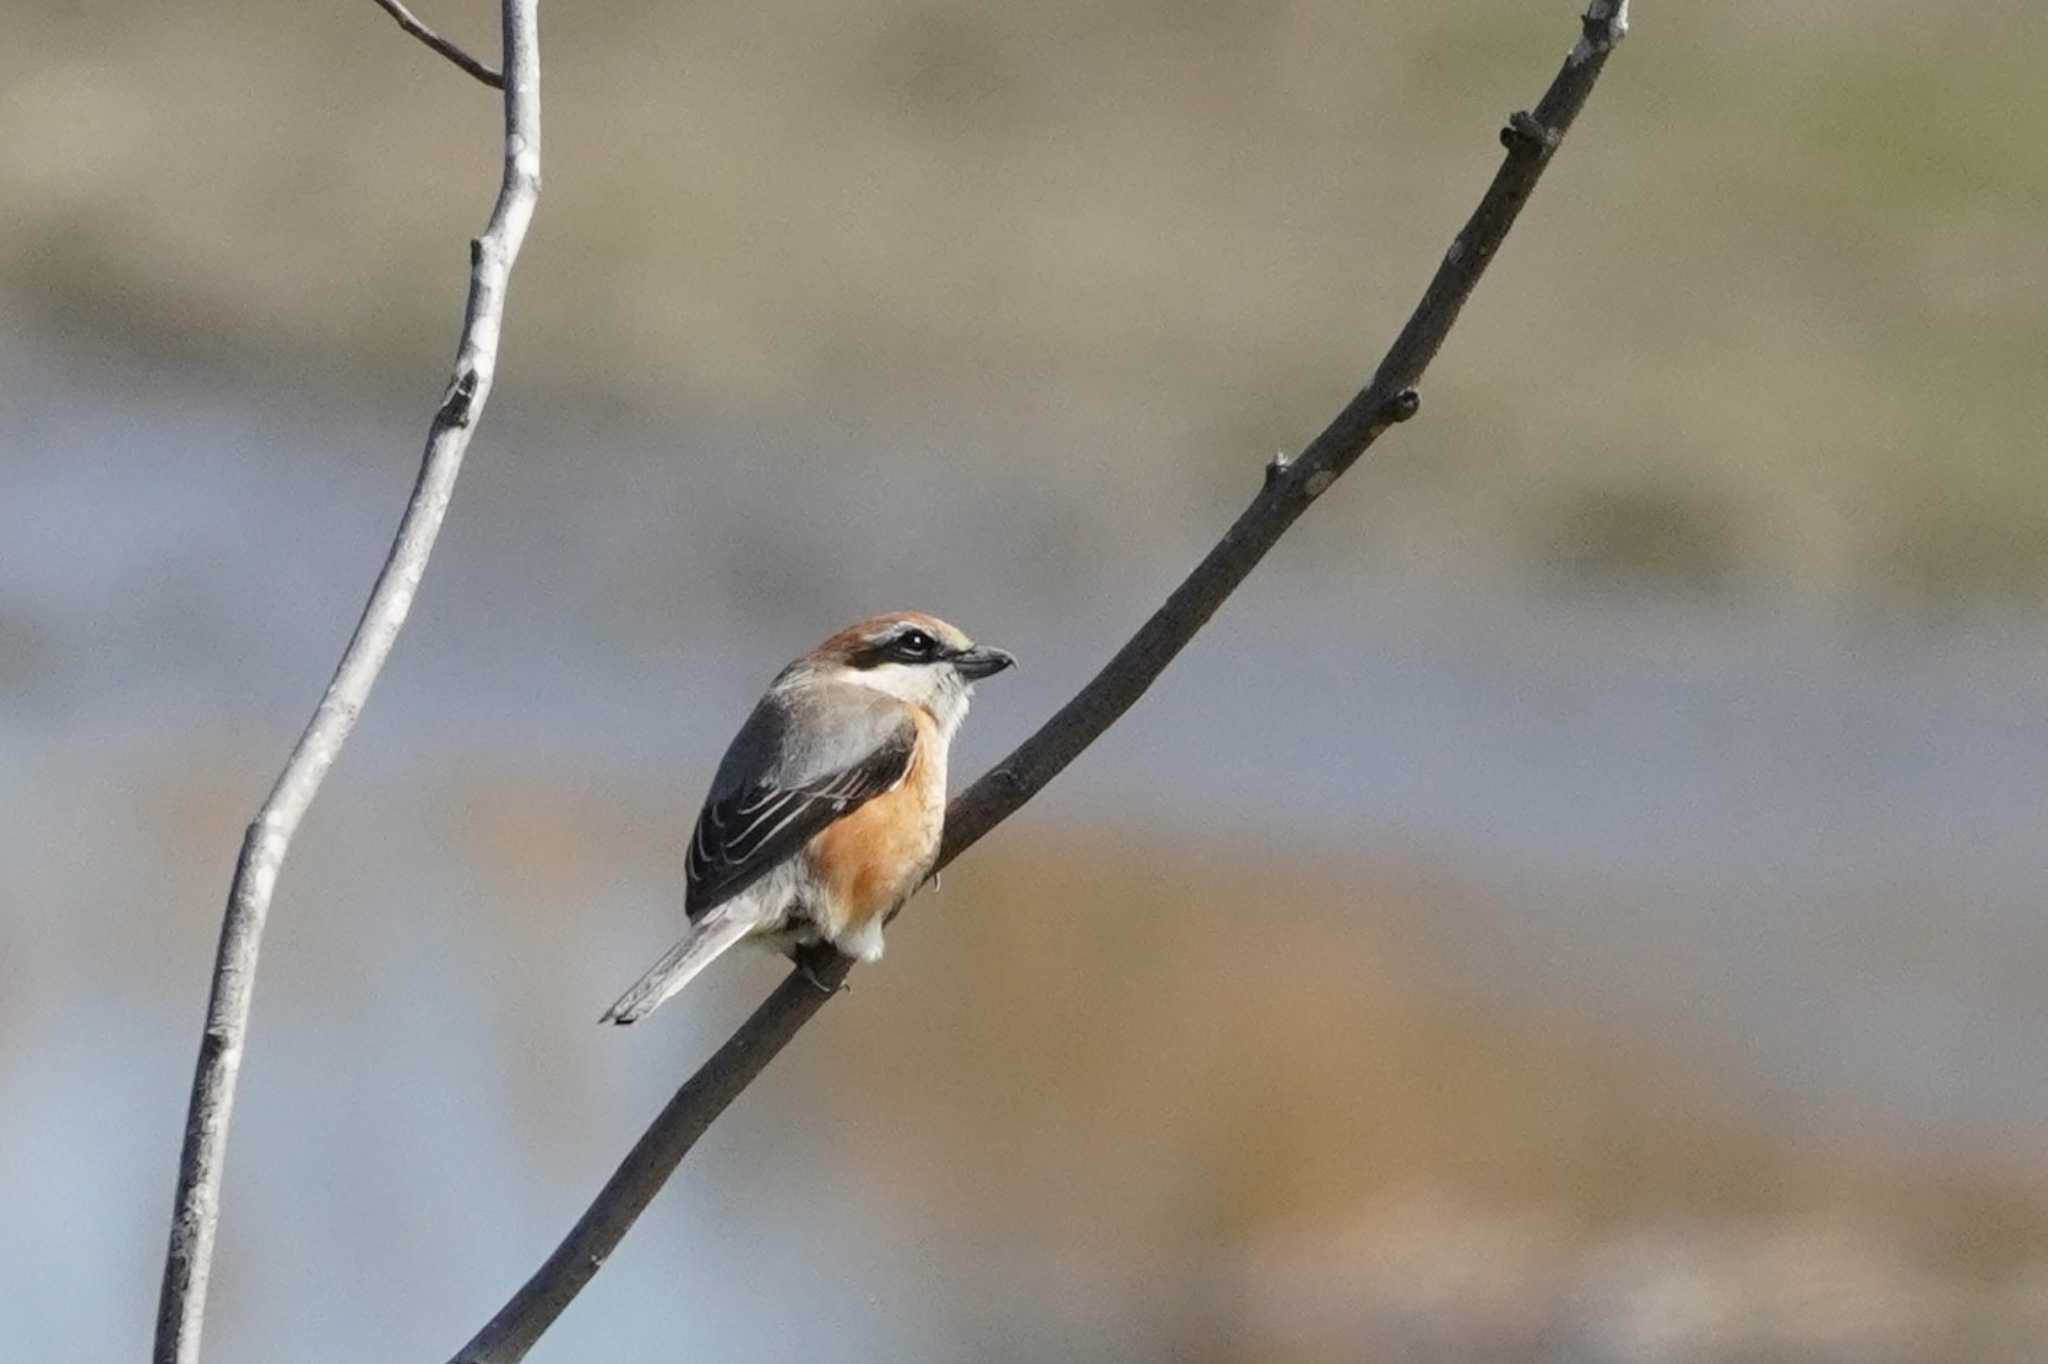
[150,4,540,1362]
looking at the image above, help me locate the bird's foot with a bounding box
[791,942,851,996]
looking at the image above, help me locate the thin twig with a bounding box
[151,4,540,1363]
[369,0,505,88]
[448,2,1628,1360]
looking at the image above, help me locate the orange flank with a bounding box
[804,708,946,938]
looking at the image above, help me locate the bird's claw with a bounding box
[797,961,842,995]
[791,942,851,996]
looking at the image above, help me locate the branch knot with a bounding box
[1584,0,1631,48]
[1500,111,1558,154]
[1572,0,1631,64]
[438,370,481,428]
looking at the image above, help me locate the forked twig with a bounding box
[151,4,540,1361]
[369,0,504,88]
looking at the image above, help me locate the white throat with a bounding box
[838,662,972,741]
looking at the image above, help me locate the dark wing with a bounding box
[684,720,915,917]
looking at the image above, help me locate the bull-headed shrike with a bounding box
[602,612,1015,1024]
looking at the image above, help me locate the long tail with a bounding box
[600,905,757,1025]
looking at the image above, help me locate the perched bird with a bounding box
[601,612,1015,1024]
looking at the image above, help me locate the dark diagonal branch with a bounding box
[369,0,505,88]
[940,4,1632,856]
[448,3,1628,1360]
[451,956,846,1364]
[152,5,539,1363]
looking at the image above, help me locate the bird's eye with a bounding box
[896,628,937,659]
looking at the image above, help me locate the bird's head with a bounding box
[800,611,1015,732]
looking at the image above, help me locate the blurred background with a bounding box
[5,0,2048,1359]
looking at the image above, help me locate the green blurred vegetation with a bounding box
[4,0,2045,605]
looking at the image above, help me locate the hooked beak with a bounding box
[951,644,1016,680]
